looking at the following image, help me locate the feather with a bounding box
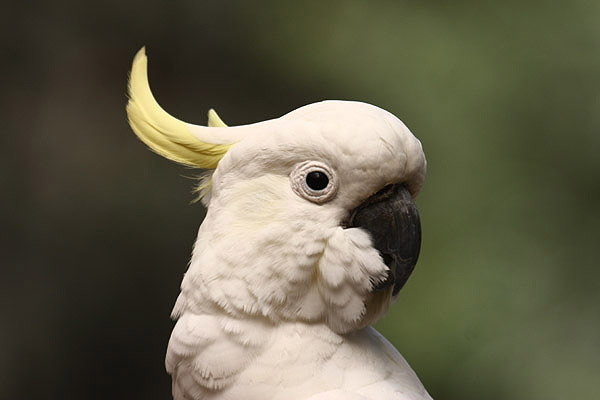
[126,47,234,168]
[126,50,432,400]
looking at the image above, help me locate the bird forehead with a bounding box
[283,100,403,136]
[279,101,408,158]
[217,100,418,191]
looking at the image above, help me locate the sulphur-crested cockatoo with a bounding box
[126,47,432,400]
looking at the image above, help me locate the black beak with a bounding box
[348,184,422,296]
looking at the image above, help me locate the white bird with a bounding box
[126,47,432,400]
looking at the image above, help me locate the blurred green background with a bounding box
[2,1,599,399]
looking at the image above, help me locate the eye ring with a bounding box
[290,161,338,204]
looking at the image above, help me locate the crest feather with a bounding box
[126,47,233,169]
[208,109,228,127]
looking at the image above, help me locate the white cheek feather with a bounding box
[316,227,389,333]
[166,181,395,395]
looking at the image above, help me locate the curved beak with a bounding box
[348,184,422,296]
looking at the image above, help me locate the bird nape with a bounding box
[126,47,431,400]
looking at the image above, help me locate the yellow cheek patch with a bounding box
[229,176,289,229]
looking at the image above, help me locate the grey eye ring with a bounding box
[290,161,338,204]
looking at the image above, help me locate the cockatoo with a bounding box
[126,47,432,400]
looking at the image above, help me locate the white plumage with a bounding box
[127,48,432,400]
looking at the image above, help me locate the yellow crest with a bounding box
[126,47,233,169]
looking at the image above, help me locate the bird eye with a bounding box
[290,161,338,204]
[306,171,329,191]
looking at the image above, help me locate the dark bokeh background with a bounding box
[2,1,599,399]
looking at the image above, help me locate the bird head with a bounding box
[127,48,426,334]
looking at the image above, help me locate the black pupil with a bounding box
[306,171,329,191]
